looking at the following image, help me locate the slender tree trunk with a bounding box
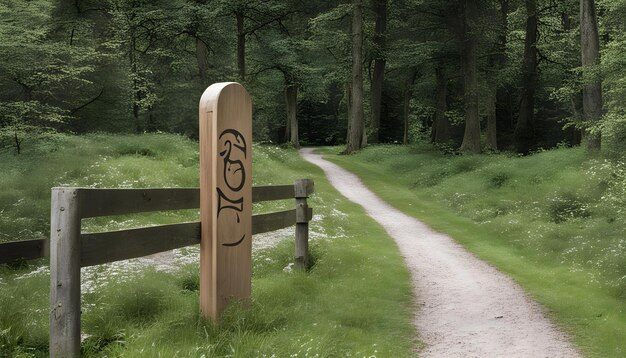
[485,87,498,150]
[403,68,418,144]
[514,0,538,154]
[370,0,387,143]
[485,0,508,150]
[285,84,299,148]
[562,12,585,145]
[196,37,209,86]
[284,112,291,143]
[236,11,246,81]
[362,121,368,147]
[129,29,142,133]
[345,0,365,154]
[568,96,583,145]
[495,0,511,144]
[580,0,602,151]
[459,0,481,153]
[14,132,22,155]
[346,82,352,142]
[431,67,450,143]
[403,95,409,144]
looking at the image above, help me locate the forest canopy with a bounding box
[0,0,624,156]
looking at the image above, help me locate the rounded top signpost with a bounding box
[199,82,253,320]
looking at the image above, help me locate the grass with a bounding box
[0,134,415,357]
[319,144,626,358]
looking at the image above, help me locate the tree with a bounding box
[431,66,450,143]
[484,0,509,151]
[345,0,365,154]
[214,0,292,81]
[597,0,626,157]
[369,0,387,143]
[459,0,481,153]
[109,0,169,132]
[514,0,538,154]
[580,0,602,151]
[0,0,104,151]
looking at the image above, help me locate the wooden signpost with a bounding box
[22,81,313,356]
[199,82,252,320]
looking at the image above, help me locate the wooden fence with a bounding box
[0,179,313,357]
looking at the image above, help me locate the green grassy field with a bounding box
[0,134,415,357]
[320,144,626,358]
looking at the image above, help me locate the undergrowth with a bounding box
[0,134,414,356]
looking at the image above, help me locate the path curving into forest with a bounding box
[300,148,581,358]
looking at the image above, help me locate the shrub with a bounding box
[487,172,510,188]
[547,192,590,223]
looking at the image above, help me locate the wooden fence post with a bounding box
[294,179,313,269]
[50,188,82,358]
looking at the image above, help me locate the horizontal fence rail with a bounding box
[0,238,49,264]
[80,222,201,267]
[78,185,299,218]
[0,183,314,265]
[79,188,200,218]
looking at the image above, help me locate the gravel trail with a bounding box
[300,148,581,358]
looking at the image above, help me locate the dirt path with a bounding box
[300,148,581,358]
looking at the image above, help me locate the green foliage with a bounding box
[0,0,625,151]
[0,270,49,357]
[547,191,591,223]
[0,134,414,356]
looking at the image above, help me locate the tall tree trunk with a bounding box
[370,0,387,143]
[129,28,142,133]
[562,12,584,146]
[495,0,511,147]
[403,68,418,145]
[345,0,365,154]
[196,37,209,86]
[14,132,22,155]
[236,11,246,81]
[580,0,602,151]
[403,90,409,145]
[485,0,509,150]
[514,0,538,154]
[485,87,498,150]
[346,82,352,142]
[285,84,299,148]
[459,0,481,153]
[284,111,291,143]
[431,67,450,143]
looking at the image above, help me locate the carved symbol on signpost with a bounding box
[217,129,247,247]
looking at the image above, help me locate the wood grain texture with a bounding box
[294,180,312,269]
[252,209,296,234]
[80,222,200,267]
[79,208,306,266]
[49,188,82,358]
[294,178,314,198]
[252,185,294,202]
[200,82,252,320]
[0,238,48,264]
[79,188,199,218]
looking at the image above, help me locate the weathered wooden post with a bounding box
[50,188,82,358]
[199,82,252,320]
[294,179,313,269]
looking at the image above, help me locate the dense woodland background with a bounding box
[0,0,624,156]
